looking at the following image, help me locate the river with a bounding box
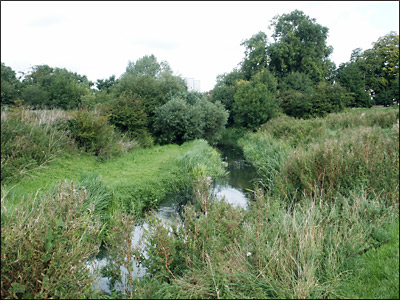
[90,144,257,293]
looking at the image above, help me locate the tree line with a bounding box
[2,10,399,140]
[210,10,399,129]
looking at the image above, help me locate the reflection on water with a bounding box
[211,144,257,210]
[91,144,257,293]
[89,200,180,294]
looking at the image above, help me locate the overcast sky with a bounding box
[1,1,399,92]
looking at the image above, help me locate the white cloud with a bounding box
[1,1,399,91]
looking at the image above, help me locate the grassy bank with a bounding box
[2,107,398,299]
[234,107,400,298]
[107,107,399,299]
[1,132,226,298]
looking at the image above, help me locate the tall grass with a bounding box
[240,108,399,203]
[279,124,399,202]
[116,186,397,299]
[1,108,73,183]
[1,180,103,299]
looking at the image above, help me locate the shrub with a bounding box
[279,90,313,119]
[107,92,149,140]
[153,97,189,145]
[195,100,228,145]
[232,78,279,130]
[1,180,102,299]
[153,98,228,145]
[67,108,123,158]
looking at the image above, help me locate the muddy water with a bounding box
[91,144,257,293]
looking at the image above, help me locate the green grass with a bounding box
[2,140,225,215]
[341,219,399,299]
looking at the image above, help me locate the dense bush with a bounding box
[232,70,279,130]
[67,108,125,158]
[153,98,228,145]
[1,62,20,105]
[153,97,189,145]
[279,90,313,119]
[20,65,93,109]
[280,82,351,119]
[106,92,151,142]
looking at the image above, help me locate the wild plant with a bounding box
[279,125,399,203]
[1,110,73,183]
[1,180,102,299]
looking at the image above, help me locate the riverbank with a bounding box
[108,107,399,299]
[1,139,227,299]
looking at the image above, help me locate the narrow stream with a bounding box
[211,144,257,209]
[90,144,257,293]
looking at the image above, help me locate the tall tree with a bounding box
[116,55,187,135]
[336,60,372,107]
[362,32,399,105]
[21,65,93,109]
[267,10,335,83]
[240,31,269,80]
[1,63,20,105]
[210,69,245,125]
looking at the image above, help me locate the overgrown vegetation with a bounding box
[1,8,399,300]
[1,181,102,299]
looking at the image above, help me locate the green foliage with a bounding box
[67,109,124,158]
[279,90,312,118]
[278,71,315,93]
[153,97,228,145]
[280,82,351,119]
[1,62,20,105]
[336,61,373,107]
[240,31,269,79]
[153,97,189,145]
[210,69,245,125]
[232,70,279,129]
[116,55,187,131]
[20,84,51,108]
[96,75,118,94]
[192,100,229,145]
[308,82,350,117]
[20,65,93,109]
[363,32,399,105]
[337,32,399,107]
[106,92,149,140]
[1,180,102,299]
[267,9,335,83]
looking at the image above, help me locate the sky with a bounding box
[1,1,399,92]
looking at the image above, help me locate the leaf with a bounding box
[11,282,26,294]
